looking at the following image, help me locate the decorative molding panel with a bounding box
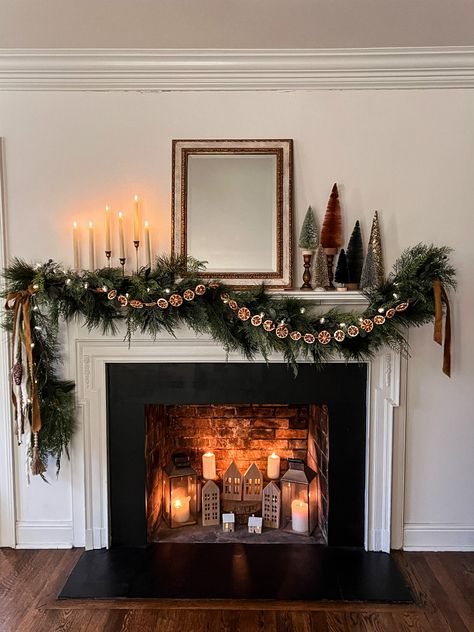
[0,138,16,548]
[404,524,474,551]
[69,323,401,552]
[0,47,474,91]
[16,520,73,549]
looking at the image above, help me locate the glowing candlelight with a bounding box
[144,220,151,268]
[72,221,80,270]
[88,221,95,271]
[118,212,125,259]
[105,205,111,252]
[291,499,308,533]
[133,195,140,242]
[202,452,216,480]
[267,452,280,480]
[172,496,191,523]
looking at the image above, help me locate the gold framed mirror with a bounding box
[172,139,293,289]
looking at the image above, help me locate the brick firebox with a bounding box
[145,403,329,542]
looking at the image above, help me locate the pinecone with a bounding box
[13,361,23,386]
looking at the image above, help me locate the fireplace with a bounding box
[107,362,367,548]
[60,334,410,601]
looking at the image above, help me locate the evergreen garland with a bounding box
[1,245,456,475]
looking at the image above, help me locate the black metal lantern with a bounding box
[163,452,198,528]
[280,458,318,535]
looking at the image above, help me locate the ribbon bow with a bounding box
[5,286,45,475]
[433,278,452,377]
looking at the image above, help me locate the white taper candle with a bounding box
[72,221,80,271]
[88,221,95,271]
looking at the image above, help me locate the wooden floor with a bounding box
[0,549,473,631]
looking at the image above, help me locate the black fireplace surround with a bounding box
[107,362,367,548]
[59,361,413,602]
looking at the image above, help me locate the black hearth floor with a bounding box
[59,544,413,602]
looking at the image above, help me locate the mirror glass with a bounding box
[186,154,277,273]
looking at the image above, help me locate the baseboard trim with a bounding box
[1,46,474,91]
[16,520,73,549]
[404,523,474,551]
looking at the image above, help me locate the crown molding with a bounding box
[0,46,474,91]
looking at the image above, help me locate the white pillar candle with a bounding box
[202,452,216,480]
[118,212,125,259]
[144,220,152,268]
[88,221,95,271]
[267,452,280,479]
[72,221,80,270]
[105,205,111,252]
[172,496,191,523]
[291,499,309,533]
[133,195,140,242]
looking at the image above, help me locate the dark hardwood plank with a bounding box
[0,549,473,632]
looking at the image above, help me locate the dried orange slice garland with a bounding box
[100,280,409,346]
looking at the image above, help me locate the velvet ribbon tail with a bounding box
[5,287,45,475]
[433,278,452,377]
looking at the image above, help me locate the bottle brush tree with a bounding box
[360,244,377,288]
[346,220,364,285]
[368,211,384,284]
[313,244,330,289]
[320,183,343,253]
[298,206,319,251]
[334,248,349,285]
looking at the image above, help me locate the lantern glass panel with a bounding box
[282,480,310,533]
[162,456,198,528]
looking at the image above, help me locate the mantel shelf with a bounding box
[271,290,368,305]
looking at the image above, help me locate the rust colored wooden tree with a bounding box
[320,183,343,288]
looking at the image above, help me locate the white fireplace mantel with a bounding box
[65,311,404,553]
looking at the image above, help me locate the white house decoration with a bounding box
[222,461,242,501]
[248,515,263,534]
[263,481,281,529]
[222,512,235,532]
[201,479,220,526]
[243,462,263,501]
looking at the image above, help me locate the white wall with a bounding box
[0,88,473,549]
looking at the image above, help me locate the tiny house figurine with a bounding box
[222,461,242,501]
[222,512,235,533]
[248,515,263,534]
[280,458,318,536]
[243,462,263,501]
[263,481,281,529]
[201,479,220,526]
[162,452,198,529]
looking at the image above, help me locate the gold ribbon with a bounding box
[433,279,452,377]
[5,286,44,474]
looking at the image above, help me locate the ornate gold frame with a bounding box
[171,139,293,289]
